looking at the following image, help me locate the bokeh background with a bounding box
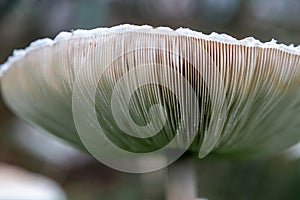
[0,0,300,199]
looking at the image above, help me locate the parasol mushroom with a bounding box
[1,24,300,199]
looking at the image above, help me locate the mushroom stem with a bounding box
[166,158,197,200]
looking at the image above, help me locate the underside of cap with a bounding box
[1,24,300,162]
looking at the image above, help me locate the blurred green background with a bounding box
[0,0,300,199]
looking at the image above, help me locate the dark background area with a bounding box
[0,0,300,199]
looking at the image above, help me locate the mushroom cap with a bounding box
[1,24,300,171]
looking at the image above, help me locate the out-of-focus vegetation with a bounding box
[0,0,300,199]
